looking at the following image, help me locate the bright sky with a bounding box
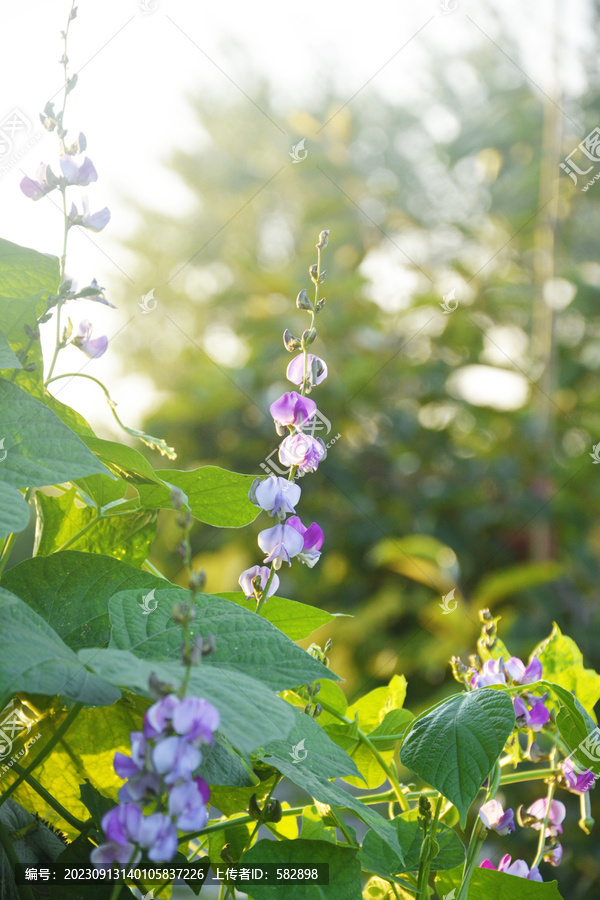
[0,0,591,434]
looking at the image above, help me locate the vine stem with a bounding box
[8,762,89,832]
[0,818,36,900]
[0,703,83,811]
[317,699,409,812]
[416,792,443,896]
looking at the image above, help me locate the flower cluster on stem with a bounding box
[239,231,330,611]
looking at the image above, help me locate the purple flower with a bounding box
[144,695,180,740]
[249,475,301,519]
[278,433,326,474]
[20,163,59,200]
[286,353,328,387]
[100,803,143,847]
[257,522,304,569]
[90,841,139,866]
[73,320,108,358]
[134,813,178,862]
[543,844,563,866]
[151,736,201,784]
[168,778,210,831]
[114,731,147,779]
[59,154,98,186]
[470,658,507,689]
[238,565,279,601]
[270,392,317,431]
[286,516,324,568]
[513,696,550,732]
[504,656,542,684]
[527,798,566,837]
[562,757,596,793]
[172,697,220,743]
[118,771,162,803]
[480,855,543,881]
[69,197,111,231]
[478,799,515,835]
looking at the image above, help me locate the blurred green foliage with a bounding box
[115,30,600,895]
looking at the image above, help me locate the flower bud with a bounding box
[201,633,216,657]
[316,230,329,250]
[312,703,322,718]
[283,328,302,352]
[324,638,333,652]
[302,327,317,347]
[248,794,262,820]
[189,569,206,593]
[176,510,192,529]
[296,289,313,310]
[309,264,319,282]
[316,297,326,312]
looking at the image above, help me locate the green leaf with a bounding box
[5,698,147,840]
[78,648,295,755]
[0,238,59,298]
[299,806,337,844]
[74,473,127,509]
[217,591,343,641]
[331,676,411,789]
[108,585,339,692]
[0,330,21,369]
[0,238,60,395]
[2,551,163,652]
[33,489,157,566]
[0,379,109,488]
[541,680,600,775]
[259,705,362,780]
[241,839,362,900]
[435,865,564,899]
[0,586,120,706]
[196,734,255,787]
[360,808,465,879]
[80,435,163,484]
[135,465,260,527]
[0,482,29,540]
[399,689,515,827]
[257,742,403,861]
[534,623,600,718]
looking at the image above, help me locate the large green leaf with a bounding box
[534,623,600,718]
[399,689,515,827]
[0,379,109,489]
[5,698,148,838]
[435,865,564,899]
[108,586,339,691]
[0,330,21,369]
[135,465,260,527]
[259,705,362,780]
[240,840,362,900]
[0,587,120,706]
[217,591,342,641]
[257,744,403,861]
[1,551,162,652]
[34,489,157,566]
[0,238,60,395]
[78,648,295,755]
[0,482,29,540]
[360,808,465,878]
